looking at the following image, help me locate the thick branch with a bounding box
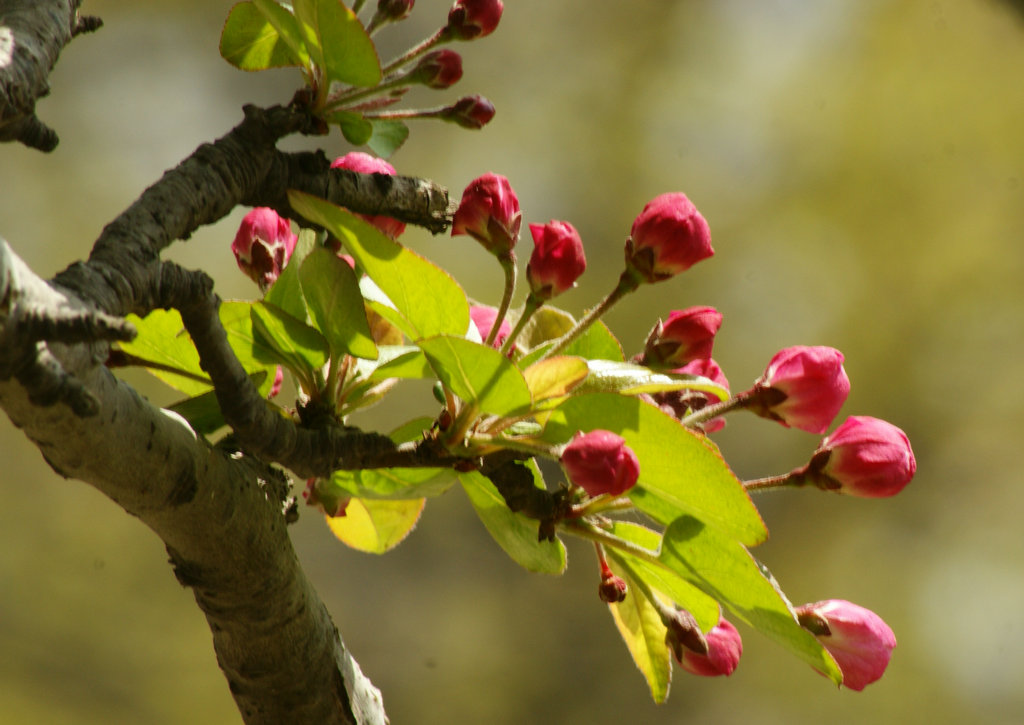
[0,240,387,724]
[0,0,101,151]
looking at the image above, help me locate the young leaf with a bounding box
[299,247,378,360]
[365,347,432,381]
[220,301,286,397]
[367,120,410,158]
[325,498,425,553]
[289,191,470,340]
[577,360,729,399]
[459,470,566,575]
[522,356,589,403]
[328,467,457,500]
[220,1,307,71]
[118,310,211,396]
[418,335,532,416]
[562,319,624,362]
[328,111,374,146]
[543,393,767,546]
[292,0,381,88]
[265,228,318,322]
[250,301,330,387]
[659,515,842,684]
[606,521,721,633]
[605,559,672,703]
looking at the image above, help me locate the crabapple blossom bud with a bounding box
[807,416,916,497]
[598,572,628,603]
[231,207,297,289]
[675,617,742,677]
[330,153,406,239]
[446,0,503,40]
[442,94,496,129]
[451,172,521,255]
[561,430,640,497]
[469,305,512,349]
[625,192,714,283]
[663,608,708,661]
[267,366,283,399]
[749,346,850,434]
[411,49,463,89]
[796,599,896,691]
[526,221,587,300]
[641,306,722,368]
[377,0,414,22]
[647,357,730,433]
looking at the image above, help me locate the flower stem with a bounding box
[485,254,517,348]
[382,28,450,76]
[538,270,640,362]
[501,295,541,356]
[560,519,662,567]
[679,389,754,428]
[743,470,808,492]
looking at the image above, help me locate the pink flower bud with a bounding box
[750,346,850,434]
[650,357,730,433]
[598,572,628,603]
[641,306,722,368]
[231,207,297,289]
[442,94,496,129]
[469,305,512,349]
[676,617,743,677]
[330,152,406,239]
[267,366,284,399]
[796,599,896,691]
[377,0,414,22]
[411,49,463,89]
[446,0,503,40]
[526,220,587,300]
[451,172,521,255]
[809,416,916,497]
[626,192,714,283]
[561,430,640,497]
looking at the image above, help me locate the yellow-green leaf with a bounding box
[325,498,424,553]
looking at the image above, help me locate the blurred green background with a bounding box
[3,0,1024,722]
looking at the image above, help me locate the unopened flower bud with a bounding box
[625,192,714,283]
[806,416,916,497]
[451,172,521,255]
[648,358,730,433]
[663,608,708,661]
[641,306,722,368]
[442,94,496,129]
[796,599,896,691]
[526,221,587,300]
[469,305,512,349]
[377,0,415,22]
[267,366,283,399]
[446,0,503,40]
[748,346,850,434]
[231,207,297,290]
[330,153,406,239]
[411,49,463,89]
[561,430,640,497]
[598,572,628,603]
[674,616,742,677]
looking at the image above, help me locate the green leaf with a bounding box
[166,371,271,435]
[293,0,381,87]
[365,346,432,381]
[519,306,575,350]
[543,393,767,546]
[265,228,318,322]
[606,521,721,633]
[118,310,210,396]
[522,356,589,403]
[418,335,532,416]
[329,111,374,146]
[577,360,730,399]
[220,301,284,398]
[220,1,306,71]
[250,301,330,386]
[659,516,842,684]
[326,498,424,553]
[367,119,410,158]
[605,559,672,703]
[329,467,457,500]
[459,470,566,574]
[289,190,470,339]
[299,247,378,360]
[563,319,624,362]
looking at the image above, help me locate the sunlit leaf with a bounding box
[419,335,532,416]
[118,310,210,396]
[522,356,589,403]
[325,498,424,553]
[563,319,624,362]
[577,360,729,400]
[220,301,285,398]
[250,300,330,385]
[265,228,318,322]
[293,0,381,87]
[459,470,566,574]
[299,247,377,360]
[659,515,842,684]
[289,191,470,339]
[367,119,409,158]
[542,393,766,545]
[605,559,672,703]
[220,1,307,71]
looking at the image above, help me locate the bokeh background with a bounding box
[3,0,1024,722]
